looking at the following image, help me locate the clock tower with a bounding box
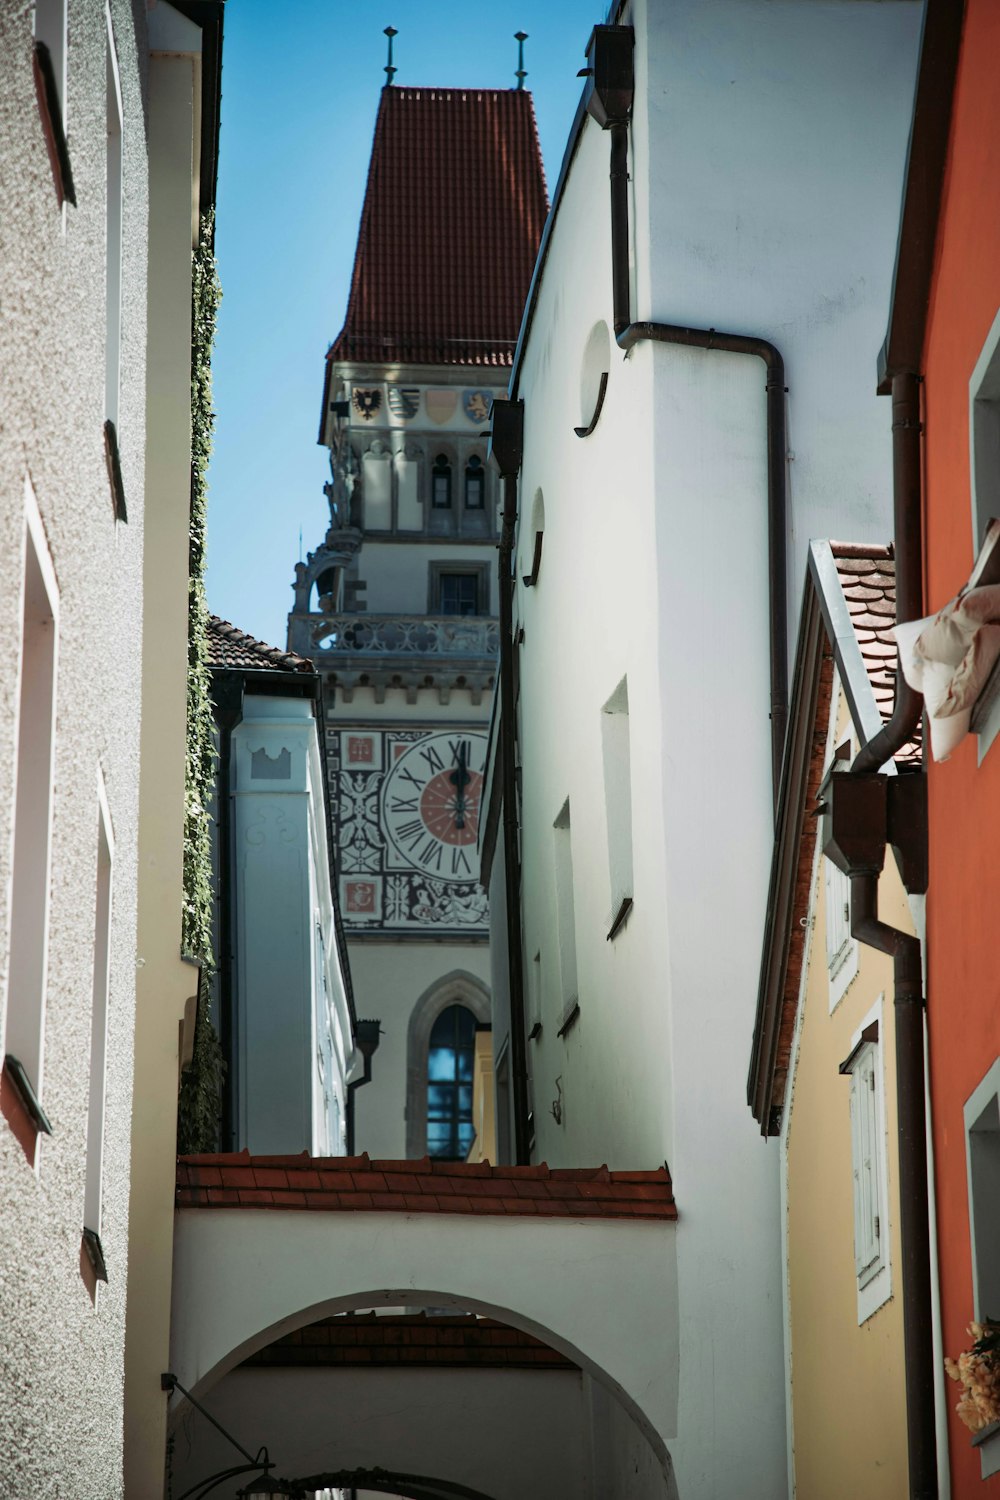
[288,79,547,1161]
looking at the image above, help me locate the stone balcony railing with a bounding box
[317,613,498,657]
[287,613,498,704]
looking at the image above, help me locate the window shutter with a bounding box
[851,1047,881,1283]
[826,860,852,977]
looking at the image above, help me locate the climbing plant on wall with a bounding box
[177,212,225,1155]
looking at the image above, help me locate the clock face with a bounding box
[381,731,486,883]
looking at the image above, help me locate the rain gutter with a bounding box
[488,401,531,1165]
[584,26,789,805]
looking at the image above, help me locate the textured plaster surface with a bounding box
[0,1,147,1492]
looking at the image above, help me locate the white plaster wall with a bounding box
[350,941,490,1159]
[505,2,921,1494]
[0,1,148,1492]
[168,1367,592,1500]
[639,0,923,609]
[357,541,498,617]
[233,696,352,1155]
[170,1208,680,1449]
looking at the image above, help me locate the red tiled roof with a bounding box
[176,1151,677,1221]
[830,542,922,766]
[329,87,548,368]
[242,1313,576,1371]
[206,615,315,676]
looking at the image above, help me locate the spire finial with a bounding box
[384,26,398,85]
[514,31,528,91]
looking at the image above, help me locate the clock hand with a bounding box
[450,744,470,829]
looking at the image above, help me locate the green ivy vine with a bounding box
[177,212,225,1156]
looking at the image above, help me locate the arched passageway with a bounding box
[170,1151,679,1458]
[166,1308,679,1500]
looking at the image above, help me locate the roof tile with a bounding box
[206,617,315,676]
[329,87,548,368]
[830,542,922,767]
[177,1153,676,1222]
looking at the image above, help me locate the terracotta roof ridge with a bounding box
[829,539,894,561]
[386,84,539,100]
[207,615,315,674]
[176,1152,677,1222]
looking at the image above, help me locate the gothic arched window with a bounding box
[464,456,485,509]
[432,454,452,509]
[427,1003,476,1160]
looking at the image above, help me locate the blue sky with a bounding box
[205,0,601,650]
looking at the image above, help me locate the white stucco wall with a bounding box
[171,1207,680,1451]
[232,694,354,1155]
[0,1,148,1492]
[503,1,921,1494]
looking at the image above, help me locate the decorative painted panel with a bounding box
[330,726,489,935]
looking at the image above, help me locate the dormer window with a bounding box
[432,455,452,509]
[464,456,485,509]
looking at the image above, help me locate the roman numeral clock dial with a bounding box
[381,732,486,880]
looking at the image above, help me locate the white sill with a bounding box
[973,1420,1000,1480]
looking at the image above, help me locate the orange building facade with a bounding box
[921,0,1000,1490]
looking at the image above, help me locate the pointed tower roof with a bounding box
[329,86,548,369]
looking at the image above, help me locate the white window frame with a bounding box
[969,307,1000,759]
[3,475,60,1166]
[963,1058,1000,1479]
[105,3,124,432]
[843,996,892,1324]
[553,799,579,1033]
[34,0,69,232]
[825,857,858,1011]
[83,771,114,1291]
[601,676,634,938]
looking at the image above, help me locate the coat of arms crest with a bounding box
[387,386,420,421]
[352,387,383,422]
[463,390,492,424]
[425,389,458,425]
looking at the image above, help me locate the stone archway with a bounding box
[405,970,490,1159]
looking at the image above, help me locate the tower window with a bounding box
[464,456,485,509]
[427,1004,476,1160]
[432,455,452,509]
[438,573,480,616]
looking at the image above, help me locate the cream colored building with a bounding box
[749,542,921,1496]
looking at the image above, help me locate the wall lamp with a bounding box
[161,1373,305,1500]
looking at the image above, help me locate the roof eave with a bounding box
[876,0,965,394]
[748,580,826,1133]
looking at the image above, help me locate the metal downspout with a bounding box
[850,874,936,1499]
[847,370,936,1500]
[499,472,531,1165]
[606,119,789,806]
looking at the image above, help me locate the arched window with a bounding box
[427,1003,476,1160]
[464,455,485,509]
[431,454,452,509]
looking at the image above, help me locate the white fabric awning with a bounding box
[895,520,1000,760]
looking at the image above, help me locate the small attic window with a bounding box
[251,747,291,781]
